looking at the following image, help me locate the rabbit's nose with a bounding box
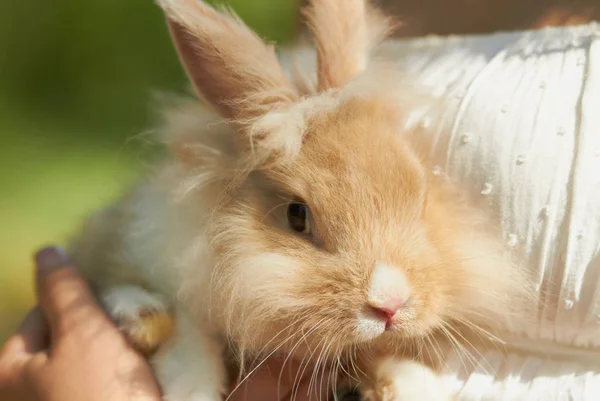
[367,262,411,326]
[368,298,407,330]
[370,298,405,319]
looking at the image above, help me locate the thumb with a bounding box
[34,246,108,341]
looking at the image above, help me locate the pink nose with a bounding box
[369,297,405,323]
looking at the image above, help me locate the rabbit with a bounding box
[67,0,534,400]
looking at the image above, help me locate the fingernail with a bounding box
[35,246,70,274]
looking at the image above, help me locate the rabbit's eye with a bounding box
[335,386,362,401]
[287,202,311,234]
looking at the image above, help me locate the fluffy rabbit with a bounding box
[68,0,533,400]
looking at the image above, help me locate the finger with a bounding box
[228,365,282,401]
[0,307,48,387]
[283,369,335,401]
[34,246,110,340]
[14,307,48,354]
[228,357,321,401]
[0,307,47,363]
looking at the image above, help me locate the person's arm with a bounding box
[378,0,599,37]
[297,0,599,37]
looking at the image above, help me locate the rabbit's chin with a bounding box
[221,305,444,367]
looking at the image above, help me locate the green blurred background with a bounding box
[0,0,299,342]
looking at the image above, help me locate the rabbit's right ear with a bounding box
[304,0,393,91]
[158,0,298,123]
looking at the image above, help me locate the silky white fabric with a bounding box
[379,23,600,400]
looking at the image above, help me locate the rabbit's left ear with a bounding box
[159,0,299,124]
[303,0,393,91]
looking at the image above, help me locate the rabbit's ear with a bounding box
[158,0,298,123]
[303,0,393,91]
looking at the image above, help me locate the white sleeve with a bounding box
[379,23,600,400]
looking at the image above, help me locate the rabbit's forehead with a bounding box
[298,100,426,200]
[259,90,427,220]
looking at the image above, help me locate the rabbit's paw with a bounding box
[362,358,455,401]
[152,314,226,401]
[102,285,174,356]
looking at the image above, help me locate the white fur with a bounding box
[101,285,169,320]
[368,262,411,312]
[249,92,339,159]
[374,358,454,401]
[355,310,386,341]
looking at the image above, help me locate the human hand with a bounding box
[0,246,162,401]
[227,355,335,401]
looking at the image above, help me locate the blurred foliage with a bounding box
[0,0,298,342]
